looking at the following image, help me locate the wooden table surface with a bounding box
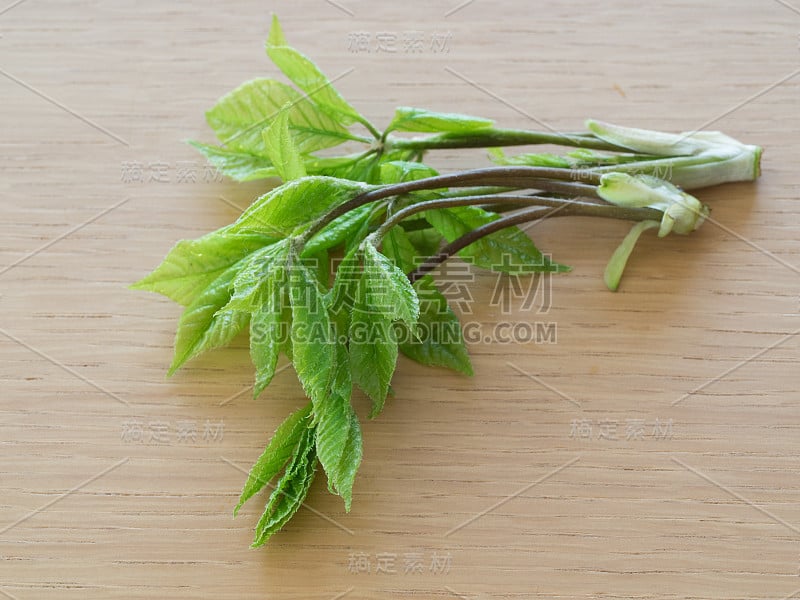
[2,1,799,598]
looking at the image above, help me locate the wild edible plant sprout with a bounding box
[133,15,762,546]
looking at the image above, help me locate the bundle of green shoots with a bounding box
[133,16,762,546]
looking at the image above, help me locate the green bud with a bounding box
[597,173,709,237]
[587,120,762,190]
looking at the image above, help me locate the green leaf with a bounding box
[248,260,291,398]
[224,240,292,313]
[565,148,651,167]
[349,276,398,417]
[378,162,441,203]
[335,410,362,508]
[313,248,333,288]
[234,402,312,516]
[206,78,358,155]
[386,106,494,134]
[330,333,353,398]
[328,248,361,320]
[309,154,381,183]
[424,205,569,273]
[310,149,421,185]
[302,202,377,256]
[168,265,249,375]
[399,276,473,375]
[345,205,380,253]
[252,424,317,547]
[267,15,366,127]
[188,141,277,182]
[361,242,419,326]
[379,160,438,184]
[288,253,335,404]
[231,176,371,236]
[278,282,294,362]
[405,226,444,259]
[262,106,307,181]
[381,224,417,274]
[315,344,362,510]
[250,305,282,398]
[344,245,414,414]
[487,147,648,171]
[131,227,278,306]
[302,154,362,173]
[488,147,572,168]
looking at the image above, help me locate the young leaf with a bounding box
[302,203,377,257]
[278,282,294,361]
[399,275,473,375]
[267,15,367,127]
[234,402,312,516]
[262,106,307,181]
[379,160,438,184]
[335,409,362,509]
[405,226,444,259]
[349,276,398,417]
[206,78,357,155]
[252,424,318,547]
[379,161,442,202]
[188,141,277,182]
[323,325,349,393]
[328,248,361,320]
[249,262,291,398]
[315,344,362,510]
[302,154,363,172]
[250,305,282,398]
[488,147,572,168]
[344,245,414,414]
[381,224,417,274]
[386,106,494,134]
[312,248,333,288]
[345,205,379,253]
[424,205,569,274]
[288,254,335,404]
[168,265,249,375]
[361,242,419,326]
[565,148,650,167]
[224,240,292,313]
[310,153,381,183]
[231,177,371,236]
[131,227,278,306]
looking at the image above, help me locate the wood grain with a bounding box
[1,1,799,598]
